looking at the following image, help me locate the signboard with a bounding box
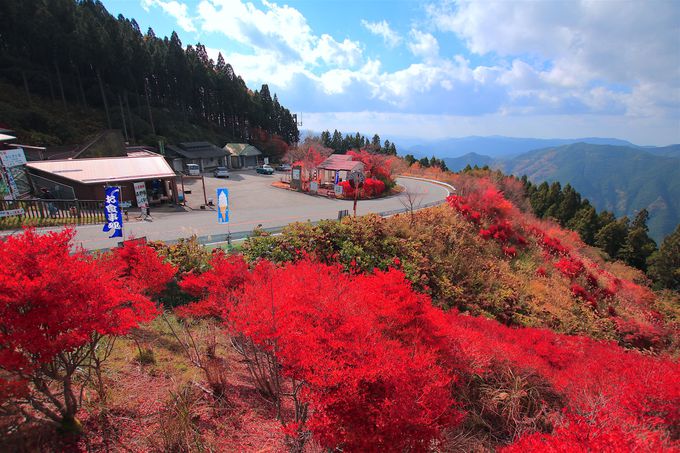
[217,188,229,224]
[0,148,27,168]
[334,184,343,196]
[310,181,318,193]
[103,186,123,238]
[4,170,20,200]
[133,181,149,208]
[0,208,24,218]
[291,165,302,191]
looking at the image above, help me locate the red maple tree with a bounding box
[0,229,173,433]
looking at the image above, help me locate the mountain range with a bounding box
[404,137,679,243]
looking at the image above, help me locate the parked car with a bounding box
[185,163,200,176]
[213,166,230,178]
[275,163,291,171]
[256,165,275,175]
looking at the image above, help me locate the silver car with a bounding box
[213,167,230,178]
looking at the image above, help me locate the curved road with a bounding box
[24,174,450,250]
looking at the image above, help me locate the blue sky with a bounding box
[104,0,679,145]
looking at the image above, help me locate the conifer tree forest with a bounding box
[0,0,299,146]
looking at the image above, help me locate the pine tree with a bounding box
[567,203,599,245]
[647,224,680,290]
[619,209,657,271]
[595,217,629,259]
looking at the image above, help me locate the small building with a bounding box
[165,142,228,172]
[224,143,262,169]
[317,154,364,186]
[25,151,179,206]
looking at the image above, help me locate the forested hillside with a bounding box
[504,143,680,243]
[0,0,298,147]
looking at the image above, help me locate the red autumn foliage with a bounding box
[347,149,394,182]
[362,177,386,197]
[502,412,672,452]
[448,187,526,248]
[178,257,463,451]
[570,283,596,304]
[178,253,679,451]
[105,239,176,297]
[554,257,585,280]
[0,229,171,429]
[339,177,386,199]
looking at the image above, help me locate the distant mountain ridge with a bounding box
[501,143,680,242]
[404,136,639,159]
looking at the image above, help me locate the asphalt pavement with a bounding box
[4,173,450,250]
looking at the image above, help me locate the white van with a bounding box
[186,164,200,176]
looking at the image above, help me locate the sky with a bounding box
[104,0,680,146]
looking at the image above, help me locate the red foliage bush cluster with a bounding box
[554,257,585,279]
[0,229,174,429]
[447,186,527,250]
[444,177,677,352]
[362,177,385,197]
[339,177,386,198]
[448,313,680,450]
[347,149,393,183]
[178,256,462,451]
[178,254,679,451]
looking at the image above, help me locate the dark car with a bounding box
[256,165,275,175]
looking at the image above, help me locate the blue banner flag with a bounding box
[334,171,339,185]
[103,186,123,238]
[217,188,229,224]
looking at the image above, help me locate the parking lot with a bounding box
[25,171,450,250]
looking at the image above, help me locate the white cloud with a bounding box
[302,111,679,146]
[361,19,402,48]
[141,0,196,32]
[197,0,362,68]
[407,29,439,62]
[428,0,680,118]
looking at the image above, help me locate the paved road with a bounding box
[9,173,450,250]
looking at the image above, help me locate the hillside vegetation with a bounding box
[0,0,298,149]
[2,170,677,452]
[504,143,680,242]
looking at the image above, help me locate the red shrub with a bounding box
[503,412,671,452]
[362,177,386,197]
[179,259,463,451]
[0,229,166,429]
[554,257,585,280]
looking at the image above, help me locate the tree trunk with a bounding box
[47,72,56,103]
[144,78,156,136]
[21,71,32,107]
[75,65,88,108]
[54,61,68,115]
[124,91,135,142]
[96,70,112,129]
[118,94,128,142]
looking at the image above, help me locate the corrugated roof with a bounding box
[26,152,176,184]
[318,154,363,171]
[224,143,262,157]
[166,142,227,159]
